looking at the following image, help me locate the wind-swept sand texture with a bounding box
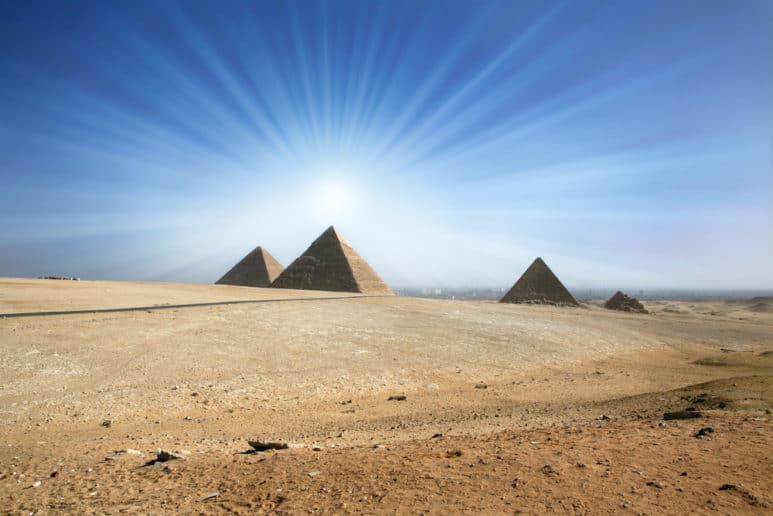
[0,278,771,513]
[216,246,284,287]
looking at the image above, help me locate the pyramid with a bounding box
[604,291,647,313]
[270,226,393,295]
[216,246,283,287]
[499,257,579,306]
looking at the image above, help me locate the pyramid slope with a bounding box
[216,246,283,287]
[499,257,579,306]
[604,291,647,313]
[270,226,393,295]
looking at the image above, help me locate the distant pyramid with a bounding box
[604,291,647,313]
[216,246,283,287]
[499,257,579,306]
[270,226,393,295]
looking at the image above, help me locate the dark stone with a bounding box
[247,441,289,452]
[664,411,702,420]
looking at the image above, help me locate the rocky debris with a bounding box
[50,471,58,478]
[695,427,715,438]
[663,411,702,420]
[388,395,407,401]
[37,276,80,281]
[718,483,768,507]
[307,471,321,477]
[445,449,463,458]
[338,399,352,405]
[541,464,556,475]
[598,415,611,421]
[115,448,143,456]
[100,420,111,428]
[474,383,488,389]
[247,441,289,452]
[658,421,667,428]
[143,450,180,466]
[646,480,665,489]
[604,291,647,313]
[31,480,41,488]
[431,433,444,438]
[196,492,220,502]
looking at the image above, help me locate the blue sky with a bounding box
[1,0,771,290]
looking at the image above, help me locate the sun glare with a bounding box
[313,180,355,218]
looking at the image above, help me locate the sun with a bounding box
[313,179,355,219]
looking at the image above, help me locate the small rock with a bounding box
[663,411,702,420]
[143,450,180,466]
[32,480,41,488]
[658,421,667,428]
[541,464,555,475]
[338,400,352,405]
[646,480,664,489]
[695,427,715,438]
[474,383,488,389]
[196,491,219,502]
[247,441,289,452]
[116,448,143,455]
[719,483,738,491]
[307,471,321,477]
[445,449,463,458]
[598,415,611,421]
[576,462,587,468]
[388,395,407,401]
[431,433,443,438]
[100,420,111,428]
[50,471,58,478]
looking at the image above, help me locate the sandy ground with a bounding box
[0,278,771,514]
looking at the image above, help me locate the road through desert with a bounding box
[1,278,771,514]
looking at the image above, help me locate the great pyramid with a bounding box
[216,246,283,288]
[270,226,393,295]
[604,291,647,313]
[499,257,579,306]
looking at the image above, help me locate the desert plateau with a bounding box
[0,278,771,514]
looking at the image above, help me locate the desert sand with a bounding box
[0,278,771,514]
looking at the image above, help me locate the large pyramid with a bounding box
[216,246,283,288]
[270,226,393,295]
[499,257,579,306]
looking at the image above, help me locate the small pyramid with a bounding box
[604,291,647,313]
[270,226,393,295]
[216,246,283,287]
[499,257,579,306]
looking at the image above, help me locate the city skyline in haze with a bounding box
[1,0,771,290]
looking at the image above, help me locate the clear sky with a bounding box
[1,0,771,290]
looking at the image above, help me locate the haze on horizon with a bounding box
[1,0,771,291]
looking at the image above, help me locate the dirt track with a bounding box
[0,278,771,513]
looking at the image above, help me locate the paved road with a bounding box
[0,295,383,318]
